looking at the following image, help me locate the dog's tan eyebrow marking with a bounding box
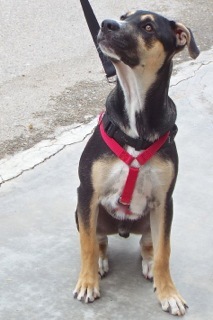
[120,11,136,21]
[140,14,155,22]
[126,10,136,17]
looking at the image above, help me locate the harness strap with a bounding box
[99,119,170,209]
[100,120,134,166]
[136,132,169,165]
[102,112,152,150]
[120,167,139,207]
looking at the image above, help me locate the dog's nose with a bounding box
[101,19,120,32]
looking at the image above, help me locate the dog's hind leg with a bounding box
[140,229,153,280]
[73,191,100,303]
[150,198,188,316]
[98,235,109,277]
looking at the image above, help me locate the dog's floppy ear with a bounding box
[171,21,200,59]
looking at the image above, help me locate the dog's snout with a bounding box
[101,19,120,32]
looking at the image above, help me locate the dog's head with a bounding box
[97,10,200,70]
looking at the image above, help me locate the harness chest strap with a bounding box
[99,120,170,210]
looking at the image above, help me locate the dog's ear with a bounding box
[171,22,200,59]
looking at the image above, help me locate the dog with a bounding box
[73,10,199,316]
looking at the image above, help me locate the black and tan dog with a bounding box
[73,10,199,316]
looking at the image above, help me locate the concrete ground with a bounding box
[0,0,213,319]
[0,48,212,319]
[0,0,212,159]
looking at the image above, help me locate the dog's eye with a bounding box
[144,24,153,32]
[120,15,126,21]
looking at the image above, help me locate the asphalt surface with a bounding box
[0,0,212,159]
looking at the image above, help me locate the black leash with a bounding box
[80,0,116,80]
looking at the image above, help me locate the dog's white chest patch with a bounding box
[100,153,162,220]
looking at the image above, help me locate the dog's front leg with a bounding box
[151,198,188,316]
[74,192,100,303]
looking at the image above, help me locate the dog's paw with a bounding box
[161,295,188,316]
[155,284,188,316]
[73,276,100,303]
[142,259,153,280]
[98,257,109,277]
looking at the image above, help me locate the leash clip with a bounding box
[107,75,117,83]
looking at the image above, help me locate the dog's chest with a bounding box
[99,149,165,220]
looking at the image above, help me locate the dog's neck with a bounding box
[106,60,176,142]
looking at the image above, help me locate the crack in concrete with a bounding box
[1,60,212,187]
[0,129,94,187]
[171,61,212,88]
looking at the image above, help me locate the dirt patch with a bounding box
[0,80,112,159]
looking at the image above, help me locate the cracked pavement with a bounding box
[0,0,213,159]
[0,1,213,319]
[0,51,212,186]
[0,46,213,320]
[0,119,96,185]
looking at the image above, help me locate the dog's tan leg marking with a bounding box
[98,235,109,277]
[151,206,187,316]
[74,158,114,303]
[140,231,153,280]
[73,197,100,303]
[91,159,114,279]
[147,156,187,315]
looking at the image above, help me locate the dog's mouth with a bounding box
[97,29,121,62]
[97,20,140,67]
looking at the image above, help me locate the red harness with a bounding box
[99,114,169,213]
